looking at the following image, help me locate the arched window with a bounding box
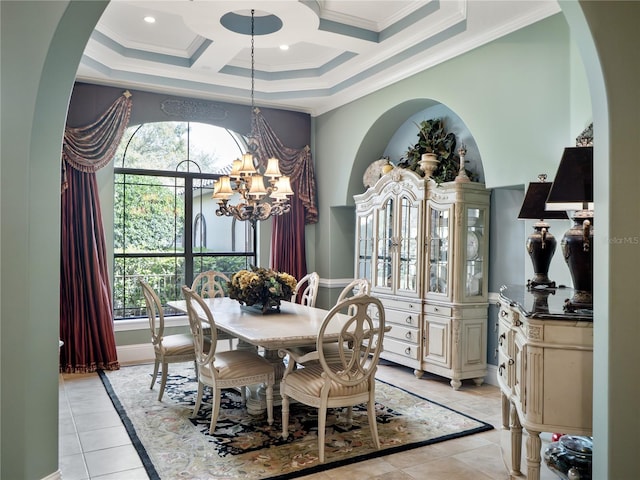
[113,122,256,319]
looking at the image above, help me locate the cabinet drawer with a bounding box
[385,308,420,328]
[499,303,522,328]
[383,338,419,360]
[497,348,513,390]
[380,297,421,312]
[386,324,420,343]
[424,303,452,317]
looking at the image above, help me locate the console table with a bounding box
[497,285,593,480]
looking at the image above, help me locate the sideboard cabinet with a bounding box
[354,168,490,388]
[497,285,593,480]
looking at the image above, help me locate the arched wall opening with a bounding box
[346,99,486,205]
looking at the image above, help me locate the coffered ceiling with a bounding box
[77,0,560,115]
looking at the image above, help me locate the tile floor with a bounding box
[59,360,559,480]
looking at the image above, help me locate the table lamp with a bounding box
[546,146,594,310]
[518,174,569,288]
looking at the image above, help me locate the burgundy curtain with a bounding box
[252,109,318,280]
[59,92,132,373]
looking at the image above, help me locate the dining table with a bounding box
[167,296,373,415]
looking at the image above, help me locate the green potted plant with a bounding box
[398,118,474,183]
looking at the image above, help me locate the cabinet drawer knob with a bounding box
[405,316,413,324]
[513,319,522,327]
[508,358,515,366]
[499,363,506,375]
[498,333,506,346]
[433,307,439,312]
[404,347,412,355]
[500,309,508,318]
[405,331,412,340]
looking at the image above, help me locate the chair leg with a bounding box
[210,388,222,435]
[192,381,204,418]
[318,405,327,463]
[158,363,168,401]
[367,391,380,449]
[281,394,290,439]
[150,360,160,389]
[265,383,274,426]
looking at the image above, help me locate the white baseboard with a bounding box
[116,343,155,365]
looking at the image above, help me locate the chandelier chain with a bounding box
[251,9,255,117]
[211,8,294,227]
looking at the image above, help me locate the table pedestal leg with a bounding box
[245,348,286,416]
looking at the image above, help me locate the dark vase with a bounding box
[526,222,558,288]
[561,213,593,310]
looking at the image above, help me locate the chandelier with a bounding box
[212,9,294,227]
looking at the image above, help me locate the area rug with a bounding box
[99,364,492,479]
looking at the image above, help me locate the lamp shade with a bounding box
[263,157,282,178]
[271,175,294,199]
[518,181,569,220]
[546,146,593,211]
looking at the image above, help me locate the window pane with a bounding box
[113,257,185,319]
[113,121,253,320]
[114,173,184,254]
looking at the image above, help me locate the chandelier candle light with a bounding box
[212,9,294,227]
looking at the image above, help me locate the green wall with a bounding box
[311,14,576,284]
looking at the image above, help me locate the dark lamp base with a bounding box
[528,276,557,289]
[563,290,593,312]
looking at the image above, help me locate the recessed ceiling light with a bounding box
[144,16,156,24]
[279,45,289,51]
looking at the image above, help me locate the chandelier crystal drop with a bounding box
[212,9,294,227]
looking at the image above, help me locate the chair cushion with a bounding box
[156,333,194,356]
[283,363,370,397]
[200,350,273,380]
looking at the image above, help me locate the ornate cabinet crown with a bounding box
[354,169,490,389]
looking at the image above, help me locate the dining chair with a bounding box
[292,271,319,307]
[337,278,371,313]
[279,294,386,463]
[290,278,372,361]
[181,286,275,433]
[140,279,197,401]
[191,270,235,349]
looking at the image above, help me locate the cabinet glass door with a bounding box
[464,207,485,298]
[356,212,373,284]
[375,198,393,290]
[398,195,419,294]
[427,205,449,296]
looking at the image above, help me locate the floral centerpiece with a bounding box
[228,266,297,314]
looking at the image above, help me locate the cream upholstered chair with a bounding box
[191,270,235,349]
[181,286,275,433]
[140,279,197,401]
[279,294,386,463]
[292,271,319,307]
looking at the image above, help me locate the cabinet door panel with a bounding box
[424,317,450,367]
[356,212,374,283]
[426,204,451,298]
[461,320,486,367]
[397,195,420,295]
[375,198,393,291]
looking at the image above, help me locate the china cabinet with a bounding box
[354,168,490,388]
[497,285,593,480]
